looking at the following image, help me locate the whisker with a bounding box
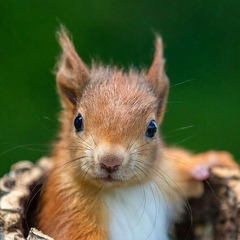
[0,144,49,156]
[130,169,147,230]
[174,136,194,145]
[133,165,164,239]
[76,135,94,151]
[134,159,193,238]
[125,132,142,153]
[25,154,90,227]
[88,132,98,148]
[81,161,93,184]
[67,141,93,151]
[59,155,89,169]
[161,151,219,201]
[170,79,194,88]
[43,116,59,123]
[131,140,152,152]
[65,145,92,152]
[165,125,195,135]
[129,148,153,157]
[24,176,46,230]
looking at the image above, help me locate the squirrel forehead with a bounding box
[78,68,157,127]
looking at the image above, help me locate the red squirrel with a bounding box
[37,27,238,240]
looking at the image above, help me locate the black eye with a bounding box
[145,120,157,138]
[74,114,84,132]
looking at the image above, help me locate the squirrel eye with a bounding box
[74,114,84,132]
[145,120,157,138]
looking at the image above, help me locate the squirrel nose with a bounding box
[99,155,123,173]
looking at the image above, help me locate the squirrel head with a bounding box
[55,26,169,188]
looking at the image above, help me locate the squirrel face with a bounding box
[72,70,159,186]
[55,27,169,188]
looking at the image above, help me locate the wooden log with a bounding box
[0,158,52,240]
[0,158,239,239]
[211,167,240,240]
[26,228,53,240]
[175,167,240,240]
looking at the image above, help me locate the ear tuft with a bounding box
[56,25,90,110]
[147,35,169,124]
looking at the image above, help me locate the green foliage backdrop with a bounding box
[0,1,239,176]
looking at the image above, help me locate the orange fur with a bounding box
[38,164,107,239]
[37,27,238,239]
[163,148,238,198]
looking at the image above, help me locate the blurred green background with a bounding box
[0,1,239,176]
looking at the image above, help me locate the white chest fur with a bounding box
[103,182,174,240]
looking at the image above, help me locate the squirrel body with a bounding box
[37,27,238,240]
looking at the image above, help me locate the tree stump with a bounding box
[0,158,239,239]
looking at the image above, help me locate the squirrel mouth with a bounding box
[102,175,115,182]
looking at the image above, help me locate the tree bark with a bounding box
[0,158,52,240]
[175,167,240,240]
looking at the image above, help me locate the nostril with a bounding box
[100,163,119,173]
[99,154,123,173]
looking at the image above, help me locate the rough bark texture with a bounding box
[0,158,52,240]
[0,158,239,240]
[210,167,240,240]
[26,228,53,240]
[175,167,240,240]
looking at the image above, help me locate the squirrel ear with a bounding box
[56,26,90,110]
[147,36,169,124]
